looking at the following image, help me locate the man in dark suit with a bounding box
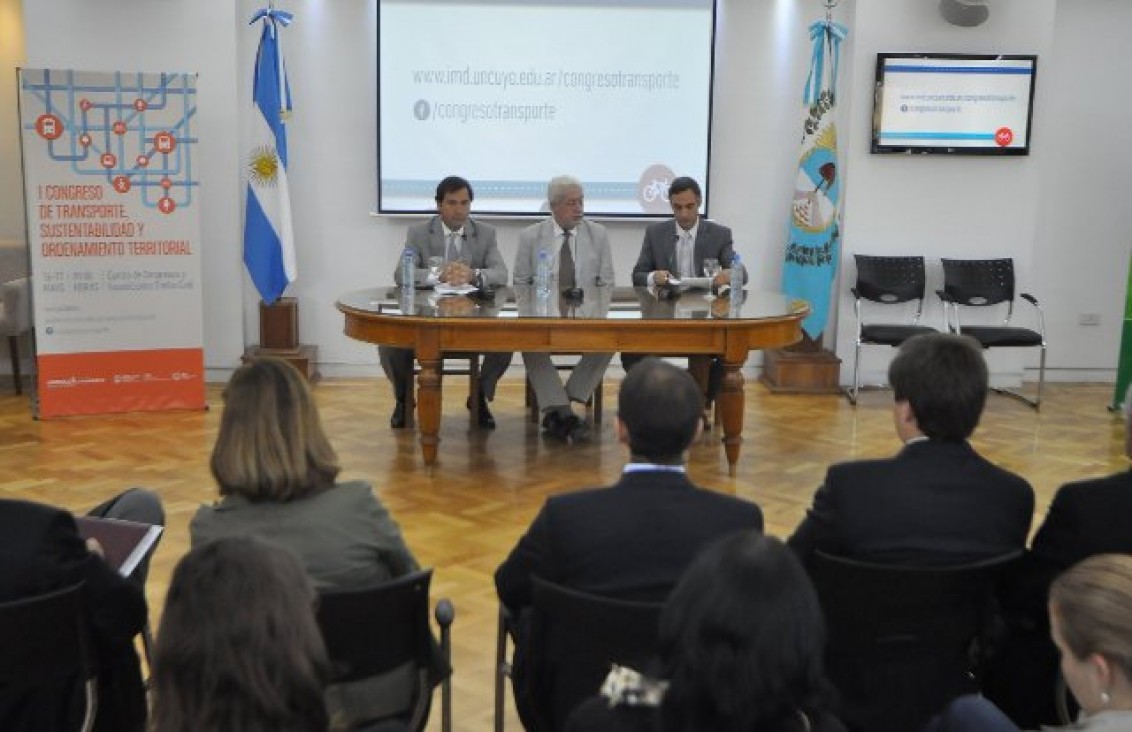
[0,489,163,732]
[788,333,1034,566]
[623,176,746,406]
[495,358,763,724]
[984,386,1132,727]
[380,176,511,429]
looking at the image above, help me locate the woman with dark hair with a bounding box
[567,531,844,732]
[151,536,331,732]
[191,356,417,590]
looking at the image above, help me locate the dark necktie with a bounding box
[559,231,575,290]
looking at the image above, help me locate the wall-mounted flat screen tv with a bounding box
[872,53,1037,155]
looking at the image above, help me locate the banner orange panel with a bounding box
[37,348,205,418]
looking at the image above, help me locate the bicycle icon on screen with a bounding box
[642,178,670,203]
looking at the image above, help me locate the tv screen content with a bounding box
[871,53,1037,155]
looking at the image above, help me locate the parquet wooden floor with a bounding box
[0,377,1125,731]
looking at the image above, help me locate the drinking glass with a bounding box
[427,256,444,282]
[703,258,721,297]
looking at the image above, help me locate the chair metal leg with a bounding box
[845,341,861,405]
[991,345,1045,410]
[494,606,512,732]
[9,334,21,395]
[592,381,602,424]
[468,355,482,426]
[435,599,455,732]
[526,376,538,424]
[403,367,417,429]
[1036,344,1046,410]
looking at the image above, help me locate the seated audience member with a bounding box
[191,357,430,723]
[986,385,1132,727]
[929,554,1132,732]
[0,488,164,732]
[151,535,332,732]
[191,357,417,589]
[513,175,615,443]
[496,358,764,726]
[567,532,844,732]
[788,332,1034,566]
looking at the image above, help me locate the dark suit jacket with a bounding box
[788,439,1035,566]
[631,219,744,286]
[0,499,147,732]
[1003,468,1132,618]
[495,470,764,611]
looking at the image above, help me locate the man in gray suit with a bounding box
[381,176,511,428]
[514,176,615,442]
[624,176,745,403]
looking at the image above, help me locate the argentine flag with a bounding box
[782,19,847,344]
[243,8,295,305]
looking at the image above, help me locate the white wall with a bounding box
[6,0,1131,383]
[836,0,1132,386]
[1030,0,1132,381]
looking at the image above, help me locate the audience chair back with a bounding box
[939,258,1046,409]
[808,550,1020,732]
[0,277,31,394]
[0,582,97,732]
[525,578,663,731]
[847,255,937,405]
[316,570,454,732]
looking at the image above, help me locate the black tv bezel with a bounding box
[871,52,1038,156]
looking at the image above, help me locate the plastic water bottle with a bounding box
[729,253,744,306]
[535,248,551,296]
[399,247,416,314]
[400,246,415,291]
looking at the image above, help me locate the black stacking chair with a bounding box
[0,582,97,732]
[316,570,454,732]
[938,258,1046,409]
[807,551,1021,732]
[494,579,663,732]
[846,255,937,404]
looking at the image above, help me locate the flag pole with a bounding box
[761,1,848,393]
[241,5,318,380]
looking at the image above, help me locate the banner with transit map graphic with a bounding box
[18,68,205,418]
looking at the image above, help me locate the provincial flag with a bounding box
[243,7,295,305]
[782,19,848,343]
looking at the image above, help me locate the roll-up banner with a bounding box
[18,69,205,418]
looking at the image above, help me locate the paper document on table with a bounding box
[433,283,478,296]
[676,276,712,290]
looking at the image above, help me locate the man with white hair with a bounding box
[513,176,615,442]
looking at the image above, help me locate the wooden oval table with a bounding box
[338,285,808,474]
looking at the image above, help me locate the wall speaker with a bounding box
[939,0,990,27]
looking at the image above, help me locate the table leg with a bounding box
[417,358,442,466]
[719,359,745,476]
